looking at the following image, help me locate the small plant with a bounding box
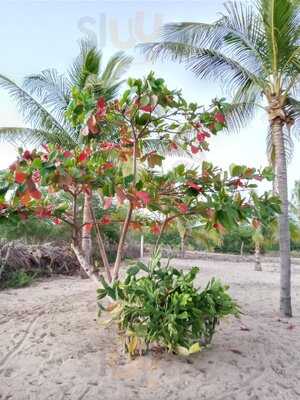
[1,270,36,289]
[97,253,239,357]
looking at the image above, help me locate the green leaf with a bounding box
[126,265,140,276]
[31,158,42,169]
[140,95,150,107]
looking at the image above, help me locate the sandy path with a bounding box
[0,259,300,400]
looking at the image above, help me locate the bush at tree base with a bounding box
[97,253,239,357]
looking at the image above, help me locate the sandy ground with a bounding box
[0,259,300,400]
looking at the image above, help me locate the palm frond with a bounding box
[142,41,263,97]
[23,69,71,123]
[142,138,189,157]
[0,127,43,146]
[101,51,133,87]
[0,127,77,148]
[258,0,300,73]
[68,39,102,89]
[0,74,68,136]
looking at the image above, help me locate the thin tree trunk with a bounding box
[72,192,80,249]
[180,236,185,258]
[272,118,292,317]
[112,204,133,281]
[254,242,262,271]
[90,206,112,282]
[240,241,244,256]
[82,191,93,267]
[140,235,144,259]
[71,244,99,285]
[70,191,97,283]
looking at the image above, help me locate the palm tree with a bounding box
[141,0,300,317]
[0,41,132,267]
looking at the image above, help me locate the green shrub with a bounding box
[97,253,239,357]
[1,271,36,289]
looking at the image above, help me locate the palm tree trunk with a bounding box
[254,242,262,271]
[82,191,93,267]
[272,118,292,317]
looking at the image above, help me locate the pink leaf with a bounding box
[87,115,98,134]
[187,181,203,192]
[136,191,151,206]
[177,203,189,214]
[103,197,113,210]
[191,145,199,154]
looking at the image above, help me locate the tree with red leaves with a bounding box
[0,73,280,284]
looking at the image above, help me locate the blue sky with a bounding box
[0,0,299,194]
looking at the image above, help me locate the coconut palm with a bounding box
[0,40,133,267]
[141,0,300,316]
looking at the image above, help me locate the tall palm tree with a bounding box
[141,0,300,317]
[0,40,132,267]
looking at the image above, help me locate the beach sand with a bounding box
[1,259,300,400]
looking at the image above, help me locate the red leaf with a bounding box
[197,131,208,142]
[129,222,142,231]
[53,218,62,225]
[191,145,199,154]
[19,212,28,220]
[87,115,98,134]
[97,97,106,110]
[34,206,52,218]
[187,181,203,192]
[136,191,151,206]
[96,97,106,118]
[140,104,155,113]
[84,223,93,233]
[32,170,41,183]
[214,112,225,124]
[100,142,115,151]
[20,191,31,205]
[0,203,7,211]
[101,215,111,225]
[213,223,226,235]
[78,152,87,162]
[209,123,216,132]
[177,203,189,214]
[23,150,32,160]
[102,162,114,170]
[150,223,161,235]
[63,151,72,158]
[15,171,27,184]
[30,189,42,200]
